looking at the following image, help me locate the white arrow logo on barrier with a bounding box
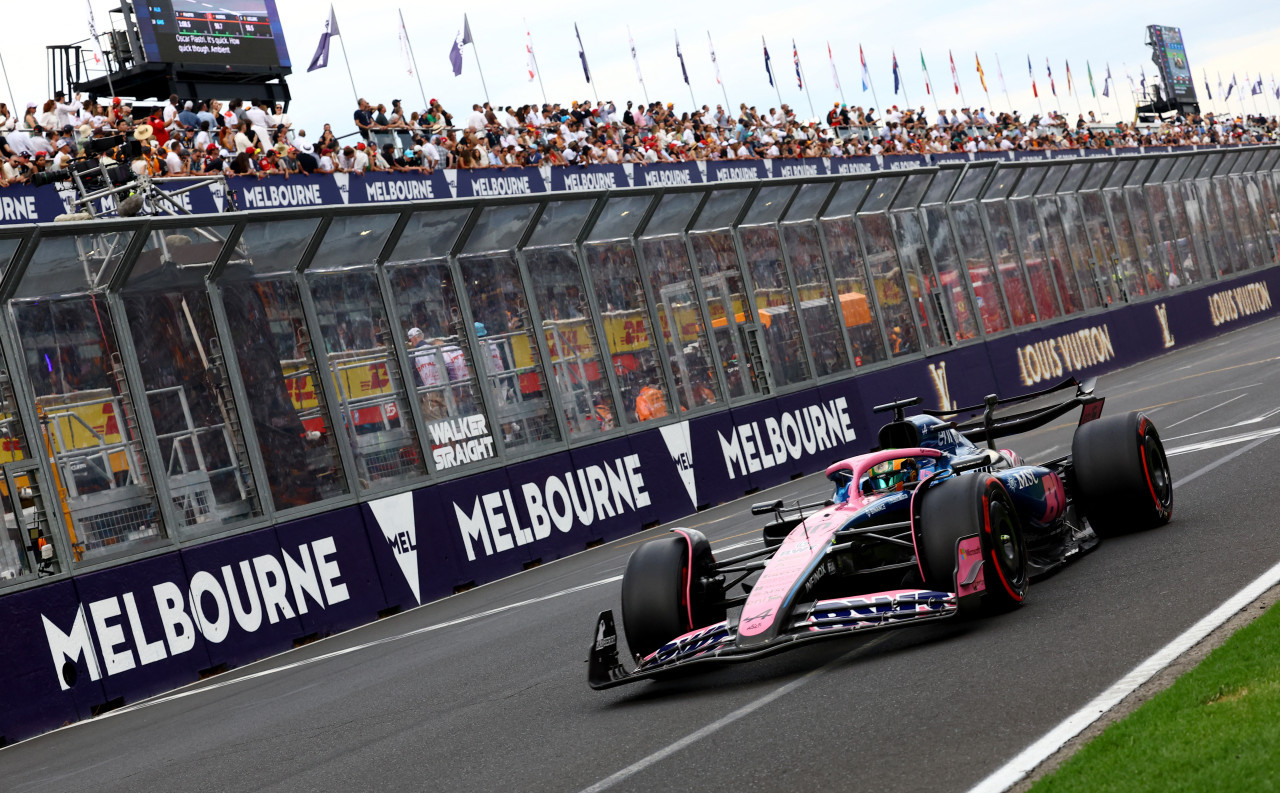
[659,420,697,508]
[369,492,420,604]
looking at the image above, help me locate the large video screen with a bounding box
[135,0,291,69]
[1147,25,1195,102]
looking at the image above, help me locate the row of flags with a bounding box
[1203,72,1280,101]
[306,8,1280,110]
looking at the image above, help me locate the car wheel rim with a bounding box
[1144,434,1172,507]
[988,498,1024,584]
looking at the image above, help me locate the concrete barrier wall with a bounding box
[2,265,1274,745]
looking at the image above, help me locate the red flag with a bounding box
[949,50,959,94]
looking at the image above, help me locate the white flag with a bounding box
[86,0,106,68]
[525,20,537,82]
[397,11,414,76]
[708,31,723,85]
[629,26,644,86]
[828,42,841,92]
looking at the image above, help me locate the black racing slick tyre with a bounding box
[917,474,1029,610]
[1072,411,1173,536]
[620,529,723,660]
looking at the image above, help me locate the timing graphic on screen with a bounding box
[135,0,291,69]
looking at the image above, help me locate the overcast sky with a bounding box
[6,0,1280,136]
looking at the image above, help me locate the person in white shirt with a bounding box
[50,140,74,169]
[735,142,750,159]
[6,129,32,155]
[164,140,185,174]
[466,104,487,131]
[352,143,370,172]
[269,103,293,140]
[162,94,180,125]
[54,92,83,130]
[193,124,213,152]
[244,101,271,147]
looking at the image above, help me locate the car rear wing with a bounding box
[923,376,1103,447]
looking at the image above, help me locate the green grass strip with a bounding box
[1031,599,1280,793]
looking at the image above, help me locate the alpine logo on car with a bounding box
[717,397,857,480]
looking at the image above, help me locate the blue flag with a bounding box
[1225,73,1236,100]
[575,22,591,83]
[1103,63,1111,98]
[893,51,901,94]
[763,37,774,86]
[1203,70,1212,101]
[1252,74,1263,96]
[308,5,339,72]
[449,14,472,77]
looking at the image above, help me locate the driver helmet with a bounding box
[867,457,931,492]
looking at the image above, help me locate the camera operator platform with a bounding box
[37,133,236,222]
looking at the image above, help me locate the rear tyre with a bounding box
[620,529,722,660]
[918,474,1029,610]
[1072,411,1173,536]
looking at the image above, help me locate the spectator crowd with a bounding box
[2,87,1280,186]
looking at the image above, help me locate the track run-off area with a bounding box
[4,315,1280,793]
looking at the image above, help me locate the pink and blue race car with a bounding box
[589,377,1173,688]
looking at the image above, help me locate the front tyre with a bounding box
[918,474,1028,609]
[1072,411,1173,536]
[620,529,722,660]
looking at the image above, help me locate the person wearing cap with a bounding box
[351,141,370,173]
[406,327,447,419]
[177,100,199,129]
[202,143,226,174]
[269,102,292,140]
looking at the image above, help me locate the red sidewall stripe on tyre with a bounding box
[983,480,1023,603]
[1137,418,1167,520]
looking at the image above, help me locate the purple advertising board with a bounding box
[632,161,701,188]
[707,160,768,183]
[452,166,547,198]
[549,164,630,192]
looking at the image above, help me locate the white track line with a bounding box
[578,634,893,793]
[966,435,1276,793]
[1164,393,1249,429]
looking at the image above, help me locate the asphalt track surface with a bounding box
[5,316,1280,793]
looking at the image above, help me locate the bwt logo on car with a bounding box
[240,183,325,208]
[42,538,349,689]
[454,454,650,560]
[1016,324,1116,386]
[718,397,857,480]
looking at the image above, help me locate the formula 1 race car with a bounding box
[588,377,1173,688]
